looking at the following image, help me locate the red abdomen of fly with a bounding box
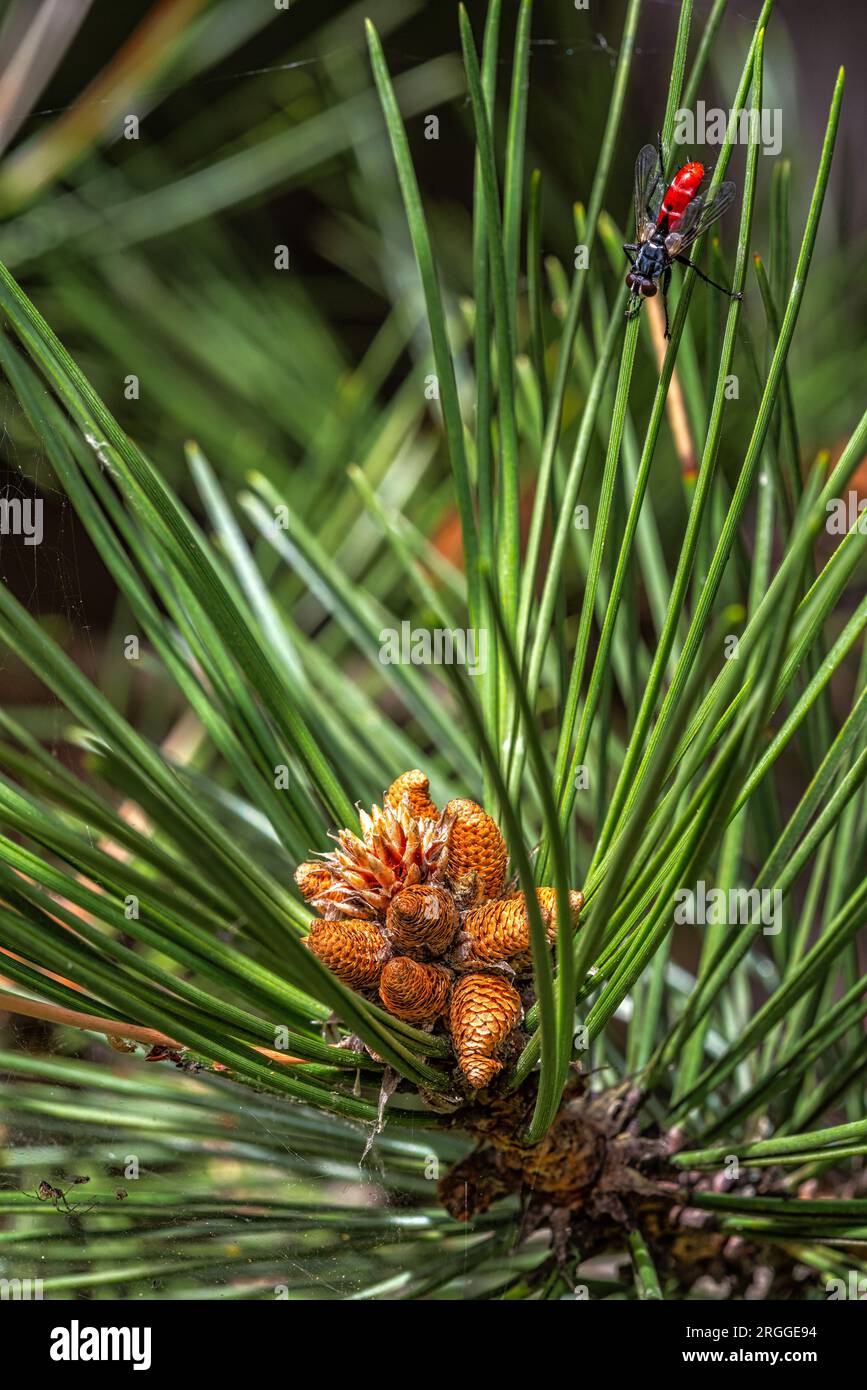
[658,161,705,233]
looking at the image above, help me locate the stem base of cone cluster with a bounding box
[438,1077,813,1296]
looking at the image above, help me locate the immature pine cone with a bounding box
[449,973,522,1089]
[294,861,335,902]
[309,800,450,920]
[445,798,508,902]
[385,769,438,821]
[459,887,584,966]
[386,884,458,956]
[299,770,583,1094]
[306,918,389,989]
[379,956,452,1021]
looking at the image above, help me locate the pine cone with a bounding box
[379,956,452,1021]
[294,861,334,902]
[305,918,389,989]
[449,973,522,1089]
[295,774,578,1082]
[311,801,450,919]
[385,769,438,821]
[445,798,508,902]
[457,887,584,966]
[386,884,458,955]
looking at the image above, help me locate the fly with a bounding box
[624,138,742,338]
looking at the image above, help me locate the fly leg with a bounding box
[623,244,642,319]
[675,255,743,301]
[656,131,666,178]
[648,130,668,214]
[662,266,672,339]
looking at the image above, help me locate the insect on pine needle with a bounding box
[623,136,743,337]
[30,1175,94,1215]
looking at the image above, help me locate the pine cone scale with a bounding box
[385,769,438,821]
[445,798,508,903]
[450,973,522,1089]
[306,918,390,989]
[386,884,458,955]
[459,887,584,966]
[379,956,451,1021]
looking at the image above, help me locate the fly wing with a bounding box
[634,143,663,237]
[666,181,737,256]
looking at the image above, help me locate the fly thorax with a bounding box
[636,241,665,275]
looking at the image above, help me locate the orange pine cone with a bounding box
[384,769,438,821]
[386,883,458,955]
[445,798,508,902]
[459,887,584,965]
[294,861,335,902]
[310,798,450,920]
[379,956,452,1022]
[305,918,389,989]
[449,973,522,1089]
